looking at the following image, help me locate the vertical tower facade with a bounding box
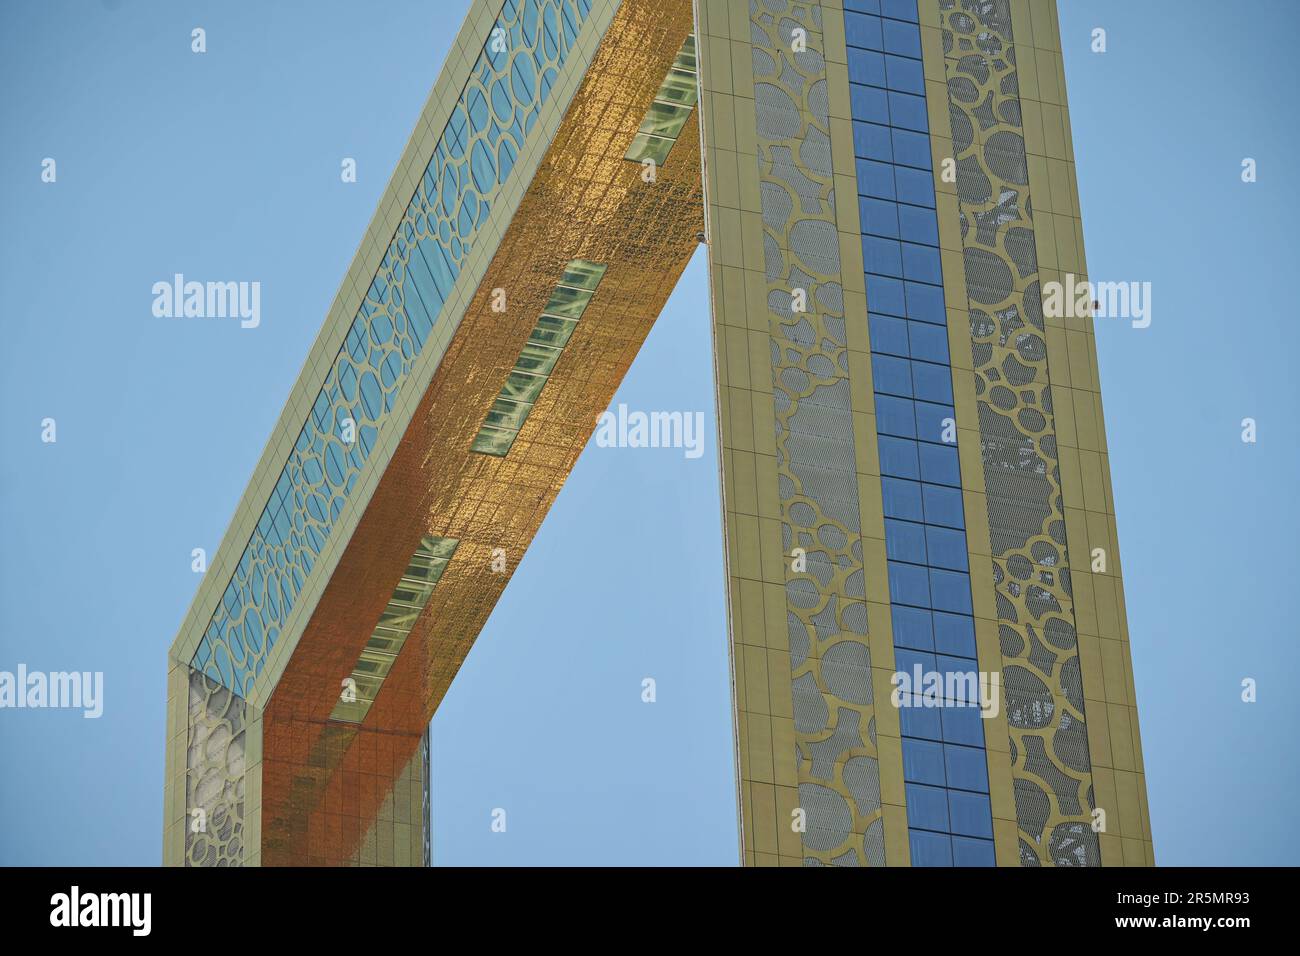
[165,0,1150,866]
[701,0,1151,866]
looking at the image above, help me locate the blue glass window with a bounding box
[848,48,887,86]
[898,202,939,245]
[860,197,899,238]
[914,400,955,445]
[876,394,916,439]
[911,361,954,404]
[872,354,913,396]
[851,85,890,125]
[925,525,969,570]
[884,53,924,93]
[888,91,929,132]
[910,830,953,866]
[937,663,979,706]
[919,444,961,487]
[881,476,924,521]
[922,482,965,528]
[885,518,927,563]
[895,647,936,675]
[856,120,893,162]
[881,0,919,23]
[892,606,934,651]
[895,165,936,206]
[933,612,977,657]
[903,738,947,786]
[906,783,951,831]
[892,127,932,168]
[863,236,903,277]
[857,158,897,200]
[878,434,920,478]
[945,744,990,793]
[952,836,996,866]
[882,18,922,58]
[930,569,974,614]
[902,243,942,284]
[866,275,906,315]
[889,560,931,607]
[869,314,909,355]
[937,651,977,672]
[948,791,994,838]
[845,2,985,863]
[908,322,949,363]
[899,702,942,740]
[941,704,986,747]
[906,280,946,322]
[845,12,884,50]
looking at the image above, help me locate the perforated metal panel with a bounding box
[748,0,886,866]
[940,0,1100,867]
[184,668,246,867]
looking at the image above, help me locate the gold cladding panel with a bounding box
[257,0,703,865]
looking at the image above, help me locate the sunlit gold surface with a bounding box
[259,0,701,865]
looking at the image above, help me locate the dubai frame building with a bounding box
[164,0,1153,867]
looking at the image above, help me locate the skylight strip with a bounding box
[624,35,699,166]
[470,259,608,457]
[329,535,458,724]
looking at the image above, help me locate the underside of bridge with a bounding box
[255,0,702,866]
[166,0,701,867]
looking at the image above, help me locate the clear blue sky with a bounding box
[1,0,1296,866]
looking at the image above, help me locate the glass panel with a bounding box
[528,315,578,349]
[354,649,397,679]
[418,536,458,560]
[951,836,995,866]
[500,369,548,404]
[933,612,976,657]
[514,343,562,375]
[403,554,449,585]
[328,697,371,724]
[672,34,697,72]
[908,829,953,866]
[366,627,407,655]
[350,672,385,700]
[541,285,594,320]
[638,101,692,139]
[944,744,990,793]
[329,536,460,723]
[905,783,950,831]
[485,397,533,432]
[623,131,674,165]
[559,259,606,291]
[378,603,422,631]
[656,68,698,107]
[471,425,517,456]
[902,738,946,786]
[389,582,432,608]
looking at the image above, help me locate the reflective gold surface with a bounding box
[259,0,701,866]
